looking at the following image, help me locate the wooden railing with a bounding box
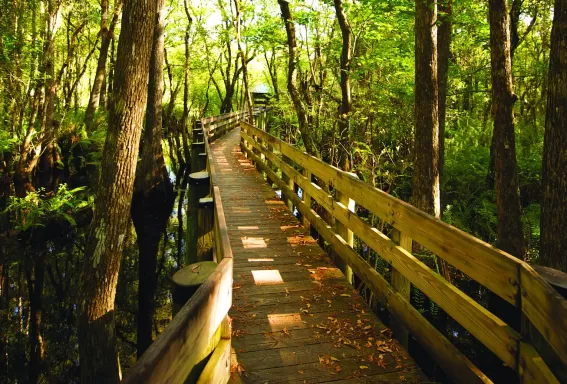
[240,121,567,384]
[123,111,252,383]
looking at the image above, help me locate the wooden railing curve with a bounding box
[123,110,262,384]
[240,120,567,384]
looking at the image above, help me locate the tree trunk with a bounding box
[77,0,157,381]
[182,0,192,136]
[278,0,318,156]
[540,0,567,272]
[488,0,525,260]
[437,0,452,184]
[36,0,61,192]
[412,0,440,218]
[234,0,254,125]
[413,0,450,281]
[131,0,174,358]
[333,0,352,172]
[85,0,123,132]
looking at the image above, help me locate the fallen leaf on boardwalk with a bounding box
[340,294,351,297]
[298,370,304,374]
[360,366,369,369]
[282,327,289,336]
[330,357,340,361]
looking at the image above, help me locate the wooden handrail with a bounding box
[240,120,566,384]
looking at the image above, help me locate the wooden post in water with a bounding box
[171,261,218,316]
[192,142,205,172]
[391,229,412,348]
[335,179,356,284]
[197,197,214,262]
[193,120,203,142]
[187,171,210,264]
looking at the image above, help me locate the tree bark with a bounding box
[412,0,440,219]
[333,0,352,171]
[131,0,174,358]
[85,0,123,132]
[488,0,525,259]
[540,0,567,272]
[234,0,254,125]
[278,0,318,156]
[77,0,157,381]
[437,0,452,184]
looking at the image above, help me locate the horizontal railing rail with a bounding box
[240,120,567,384]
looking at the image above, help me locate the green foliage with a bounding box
[5,184,91,231]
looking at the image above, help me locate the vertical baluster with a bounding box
[391,229,412,348]
[335,185,356,284]
[302,169,312,231]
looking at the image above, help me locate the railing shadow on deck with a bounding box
[239,120,567,384]
[123,110,265,384]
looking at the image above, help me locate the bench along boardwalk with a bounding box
[212,128,424,383]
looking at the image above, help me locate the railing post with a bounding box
[192,141,205,172]
[302,169,312,231]
[197,197,214,262]
[187,171,210,264]
[335,181,356,284]
[281,155,294,212]
[171,261,217,316]
[391,229,412,348]
[193,120,203,142]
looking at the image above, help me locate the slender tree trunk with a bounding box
[182,0,192,136]
[412,0,440,218]
[85,0,123,132]
[333,0,352,172]
[278,0,318,156]
[131,0,174,358]
[488,0,525,259]
[234,0,254,125]
[413,0,450,282]
[36,0,61,192]
[437,0,452,184]
[77,0,157,381]
[540,0,567,272]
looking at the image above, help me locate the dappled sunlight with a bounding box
[232,207,251,214]
[238,225,259,230]
[241,236,267,248]
[267,313,303,332]
[251,269,283,285]
[247,258,275,262]
[308,267,343,281]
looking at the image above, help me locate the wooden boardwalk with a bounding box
[210,128,425,383]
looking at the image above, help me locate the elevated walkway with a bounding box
[212,128,424,383]
[125,110,567,384]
